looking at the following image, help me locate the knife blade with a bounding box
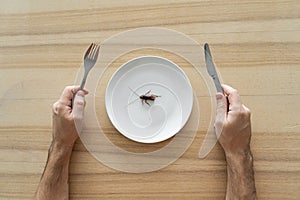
[204,43,224,94]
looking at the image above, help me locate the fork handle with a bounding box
[71,92,77,108]
[71,72,88,108]
[79,72,88,90]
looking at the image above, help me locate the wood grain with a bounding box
[0,0,299,199]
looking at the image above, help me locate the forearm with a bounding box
[35,141,73,200]
[225,149,257,200]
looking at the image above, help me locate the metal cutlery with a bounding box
[204,43,224,94]
[72,43,100,107]
[79,43,100,90]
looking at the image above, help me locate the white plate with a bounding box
[105,56,193,143]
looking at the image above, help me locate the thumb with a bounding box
[215,93,227,139]
[73,90,86,132]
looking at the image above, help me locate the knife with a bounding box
[204,43,224,94]
[199,44,227,159]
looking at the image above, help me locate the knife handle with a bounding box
[214,78,224,94]
[214,79,229,112]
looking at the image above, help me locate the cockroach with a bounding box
[127,87,161,106]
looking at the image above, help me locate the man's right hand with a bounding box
[214,84,257,200]
[215,84,252,156]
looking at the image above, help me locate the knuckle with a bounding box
[62,86,75,95]
[75,99,84,106]
[65,85,73,91]
[239,106,251,119]
[231,88,238,96]
[52,101,60,113]
[52,102,58,110]
[53,101,65,113]
[245,107,251,116]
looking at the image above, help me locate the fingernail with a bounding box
[216,93,223,100]
[77,90,85,97]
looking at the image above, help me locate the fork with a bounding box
[72,43,100,107]
[80,43,100,90]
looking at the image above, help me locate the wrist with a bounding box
[52,129,78,149]
[52,139,75,150]
[49,140,74,163]
[225,148,253,171]
[223,142,251,159]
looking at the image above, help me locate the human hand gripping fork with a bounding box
[72,43,100,107]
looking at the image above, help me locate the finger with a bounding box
[59,86,89,106]
[59,86,80,105]
[72,90,86,121]
[215,93,227,138]
[242,104,251,118]
[52,101,60,115]
[222,84,241,111]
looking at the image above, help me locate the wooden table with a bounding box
[0,0,299,199]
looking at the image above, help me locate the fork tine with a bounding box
[93,44,100,60]
[88,43,96,59]
[84,43,94,59]
[89,44,100,60]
